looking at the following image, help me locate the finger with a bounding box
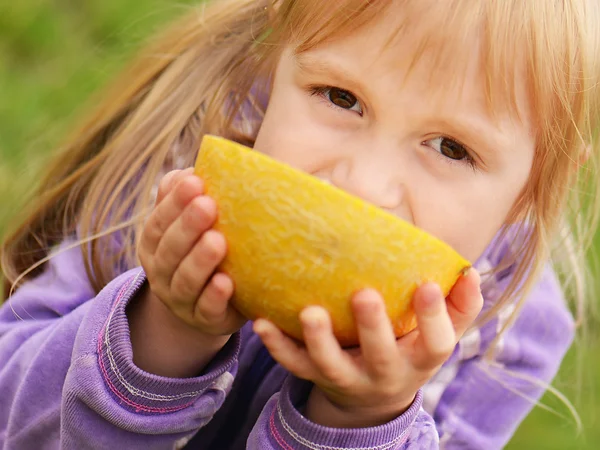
[140,170,187,263]
[194,273,244,333]
[155,169,186,205]
[141,171,203,256]
[351,289,399,380]
[300,306,358,388]
[253,319,319,381]
[412,283,456,370]
[153,195,217,286]
[169,230,227,303]
[195,273,233,320]
[446,269,484,338]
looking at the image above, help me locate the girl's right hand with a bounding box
[138,168,247,337]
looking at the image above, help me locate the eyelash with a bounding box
[308,84,364,116]
[307,84,478,171]
[423,137,478,171]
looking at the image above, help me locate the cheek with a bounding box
[413,183,522,262]
[254,112,320,171]
[452,210,508,262]
[254,92,340,173]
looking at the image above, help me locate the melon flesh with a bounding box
[194,135,471,347]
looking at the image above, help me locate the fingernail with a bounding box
[461,266,481,284]
[253,319,269,336]
[198,195,216,213]
[354,288,383,309]
[300,308,323,330]
[416,283,442,309]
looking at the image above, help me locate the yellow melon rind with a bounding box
[194,135,471,347]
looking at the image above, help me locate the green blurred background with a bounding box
[0,1,598,448]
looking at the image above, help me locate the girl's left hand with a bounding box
[253,269,483,428]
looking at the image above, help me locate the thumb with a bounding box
[446,269,484,339]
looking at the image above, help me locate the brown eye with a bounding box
[424,136,476,169]
[328,88,358,109]
[439,138,468,160]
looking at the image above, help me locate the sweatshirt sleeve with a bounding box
[423,264,575,449]
[0,243,240,450]
[246,376,440,449]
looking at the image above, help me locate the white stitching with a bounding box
[276,402,409,450]
[102,271,210,401]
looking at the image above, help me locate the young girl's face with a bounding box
[253,9,535,262]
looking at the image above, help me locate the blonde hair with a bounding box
[2,0,599,358]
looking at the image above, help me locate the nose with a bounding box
[330,156,404,212]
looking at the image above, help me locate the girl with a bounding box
[1,0,598,448]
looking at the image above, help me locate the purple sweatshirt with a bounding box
[0,237,574,449]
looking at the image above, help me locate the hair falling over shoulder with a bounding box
[1,0,277,296]
[2,0,600,342]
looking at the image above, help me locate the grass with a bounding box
[0,2,598,448]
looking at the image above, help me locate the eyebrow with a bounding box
[295,53,369,95]
[430,115,513,160]
[295,53,516,158]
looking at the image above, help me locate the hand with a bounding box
[253,269,483,428]
[138,168,246,337]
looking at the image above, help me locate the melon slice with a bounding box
[194,135,471,347]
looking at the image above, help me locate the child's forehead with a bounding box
[291,3,530,126]
[292,2,499,91]
[296,9,480,76]
[277,0,595,145]
[291,0,482,52]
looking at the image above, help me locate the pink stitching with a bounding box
[269,407,296,450]
[98,343,194,413]
[96,279,194,414]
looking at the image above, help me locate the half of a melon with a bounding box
[194,135,471,347]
